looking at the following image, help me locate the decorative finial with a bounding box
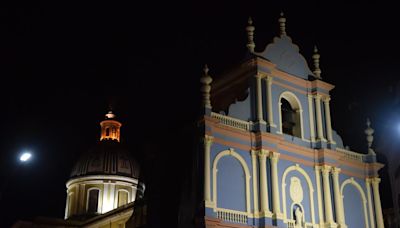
[105,110,115,119]
[246,17,255,53]
[364,118,376,155]
[312,45,322,79]
[278,12,287,36]
[200,64,213,109]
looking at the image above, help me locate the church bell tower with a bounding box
[194,13,385,228]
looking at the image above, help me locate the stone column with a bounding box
[270,152,282,218]
[315,94,325,141]
[256,74,264,123]
[204,135,213,203]
[323,97,333,143]
[258,149,271,215]
[372,178,384,228]
[332,167,345,226]
[321,165,334,223]
[315,166,324,225]
[308,94,316,141]
[266,76,275,127]
[366,178,376,228]
[251,150,259,214]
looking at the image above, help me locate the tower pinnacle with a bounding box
[365,118,376,155]
[200,64,213,109]
[312,46,322,79]
[278,12,287,37]
[246,17,255,53]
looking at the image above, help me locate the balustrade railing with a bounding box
[337,148,364,162]
[216,208,248,224]
[211,112,251,131]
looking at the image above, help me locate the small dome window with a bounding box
[87,189,100,213]
[117,190,129,207]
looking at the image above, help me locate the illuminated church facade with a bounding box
[197,14,385,228]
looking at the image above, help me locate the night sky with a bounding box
[1,1,400,227]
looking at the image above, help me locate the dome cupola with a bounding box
[100,110,121,142]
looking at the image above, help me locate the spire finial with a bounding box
[365,118,376,155]
[246,17,255,53]
[105,109,115,119]
[312,45,322,79]
[278,12,287,36]
[200,64,213,109]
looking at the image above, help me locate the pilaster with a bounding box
[315,166,324,225]
[251,150,259,215]
[315,94,325,141]
[204,135,214,205]
[266,75,276,128]
[332,167,345,227]
[323,97,334,143]
[371,178,384,228]
[366,178,375,228]
[269,152,282,219]
[321,165,335,226]
[308,94,316,142]
[255,74,264,123]
[258,149,272,216]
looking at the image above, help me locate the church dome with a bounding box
[70,140,140,179]
[69,110,140,179]
[65,110,141,220]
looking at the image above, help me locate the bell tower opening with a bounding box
[279,92,302,138]
[281,98,296,135]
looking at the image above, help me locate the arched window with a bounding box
[105,128,110,136]
[117,190,129,207]
[280,97,301,138]
[281,98,296,135]
[112,127,116,138]
[87,189,100,213]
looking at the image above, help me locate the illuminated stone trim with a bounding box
[66,175,138,187]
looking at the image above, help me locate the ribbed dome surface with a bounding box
[70,140,139,179]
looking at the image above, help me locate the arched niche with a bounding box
[212,149,251,214]
[281,164,315,224]
[340,178,369,228]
